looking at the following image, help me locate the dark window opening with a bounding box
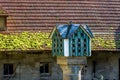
[78,44,80,47]
[84,39,86,42]
[3,64,13,75]
[72,44,75,47]
[78,49,81,52]
[84,44,86,47]
[72,39,75,42]
[40,63,49,74]
[60,39,62,42]
[72,49,75,52]
[60,44,62,47]
[75,33,77,36]
[84,49,86,52]
[81,33,83,36]
[78,39,80,42]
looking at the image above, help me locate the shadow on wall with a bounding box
[115,26,120,49]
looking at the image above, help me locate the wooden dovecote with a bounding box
[50,22,94,56]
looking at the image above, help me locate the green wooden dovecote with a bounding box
[50,22,94,56]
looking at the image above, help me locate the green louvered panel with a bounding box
[57,38,64,56]
[82,29,91,56]
[86,36,91,56]
[52,32,57,56]
[72,33,75,56]
[69,28,91,56]
[52,31,64,56]
[83,34,87,56]
[86,36,89,56]
[77,30,81,56]
[69,37,72,56]
[75,32,78,56]
[81,30,84,56]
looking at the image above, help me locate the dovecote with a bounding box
[50,22,94,56]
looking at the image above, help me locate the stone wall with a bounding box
[0,51,62,80]
[84,52,120,80]
[0,51,120,80]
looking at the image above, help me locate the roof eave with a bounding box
[80,25,94,38]
[49,26,57,39]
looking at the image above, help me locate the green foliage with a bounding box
[0,32,51,50]
[92,37,116,49]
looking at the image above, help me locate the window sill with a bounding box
[3,74,15,78]
[40,73,50,77]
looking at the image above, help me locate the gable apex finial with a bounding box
[66,21,73,38]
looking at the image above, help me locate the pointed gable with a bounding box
[50,23,94,39]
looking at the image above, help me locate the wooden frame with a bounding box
[40,62,52,76]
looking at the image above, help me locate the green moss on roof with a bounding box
[0,9,6,14]
[92,37,120,49]
[0,32,119,51]
[0,32,51,50]
[0,10,4,14]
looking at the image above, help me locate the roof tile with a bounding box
[0,0,119,50]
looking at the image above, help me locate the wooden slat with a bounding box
[78,29,81,56]
[75,33,78,56]
[81,30,84,56]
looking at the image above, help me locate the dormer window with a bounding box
[0,8,8,31]
[0,16,7,30]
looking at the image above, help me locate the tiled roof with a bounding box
[0,0,119,50]
[0,6,8,15]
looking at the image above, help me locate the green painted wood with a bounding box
[78,29,81,56]
[62,39,64,56]
[69,38,72,56]
[84,35,87,56]
[52,32,56,56]
[89,39,91,56]
[52,30,64,56]
[86,36,88,56]
[88,37,90,56]
[81,30,84,56]
[52,27,91,56]
[88,36,90,56]
[75,36,78,56]
[72,33,75,56]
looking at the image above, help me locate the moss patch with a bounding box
[92,37,119,49]
[0,32,119,50]
[0,9,6,14]
[0,32,51,50]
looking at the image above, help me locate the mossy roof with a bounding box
[0,1,119,51]
[0,32,119,51]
